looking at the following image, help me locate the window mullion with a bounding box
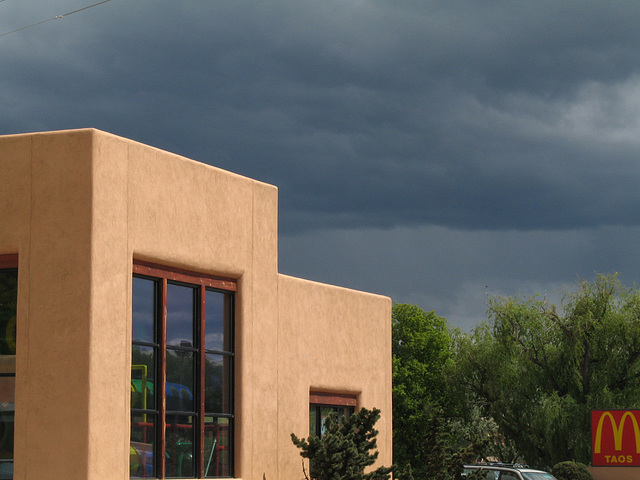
[198,285,206,478]
[132,264,235,478]
[159,278,168,479]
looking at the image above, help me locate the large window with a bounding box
[131,261,235,479]
[0,255,17,480]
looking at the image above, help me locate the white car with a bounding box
[463,463,557,480]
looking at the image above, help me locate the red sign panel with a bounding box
[592,410,640,466]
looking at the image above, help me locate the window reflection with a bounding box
[131,346,155,410]
[309,404,354,438]
[204,417,231,477]
[131,276,157,479]
[205,291,232,352]
[132,277,156,344]
[204,354,232,414]
[132,267,235,478]
[131,414,155,478]
[0,267,17,480]
[166,283,195,348]
[166,350,194,412]
[165,415,195,478]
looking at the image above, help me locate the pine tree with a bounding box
[291,407,394,480]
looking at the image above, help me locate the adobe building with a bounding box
[0,129,392,479]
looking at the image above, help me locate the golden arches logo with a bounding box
[594,411,640,454]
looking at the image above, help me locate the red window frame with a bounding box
[0,254,18,269]
[309,392,357,408]
[131,260,236,478]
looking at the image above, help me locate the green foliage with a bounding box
[392,304,451,476]
[449,274,640,467]
[552,461,593,480]
[291,407,394,480]
[410,402,490,480]
[393,304,497,479]
[393,303,451,410]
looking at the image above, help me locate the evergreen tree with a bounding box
[291,407,394,480]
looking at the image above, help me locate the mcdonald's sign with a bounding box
[592,410,640,466]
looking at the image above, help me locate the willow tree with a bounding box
[449,274,640,467]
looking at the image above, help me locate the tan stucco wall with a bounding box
[0,128,392,480]
[277,276,393,479]
[590,467,640,480]
[1,131,96,479]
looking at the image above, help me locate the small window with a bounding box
[0,254,18,479]
[307,392,357,478]
[131,261,235,479]
[309,392,357,437]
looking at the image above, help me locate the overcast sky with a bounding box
[3,1,640,330]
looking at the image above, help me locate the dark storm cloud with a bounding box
[3,1,640,235]
[4,0,640,328]
[4,1,640,233]
[280,224,640,331]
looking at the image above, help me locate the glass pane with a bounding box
[204,417,231,478]
[309,406,317,437]
[0,377,14,471]
[0,270,16,479]
[0,270,17,356]
[205,290,232,352]
[131,346,155,410]
[320,407,336,436]
[0,377,14,407]
[165,415,195,478]
[314,406,352,437]
[132,277,156,343]
[166,350,194,412]
[131,413,155,478]
[166,283,195,348]
[204,354,231,414]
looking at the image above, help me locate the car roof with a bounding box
[464,464,549,473]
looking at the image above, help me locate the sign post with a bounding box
[592,410,640,466]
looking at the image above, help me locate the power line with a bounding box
[0,0,115,37]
